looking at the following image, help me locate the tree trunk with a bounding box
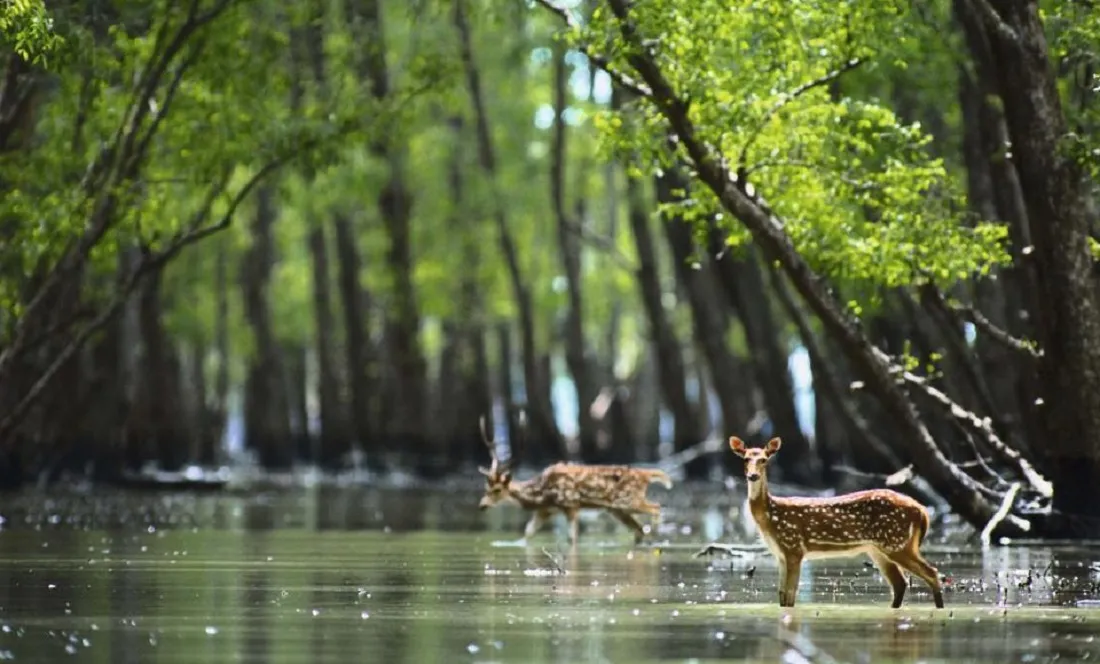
[332,212,379,468]
[213,238,230,463]
[707,234,817,484]
[955,0,1046,466]
[967,0,1100,532]
[240,186,292,469]
[186,340,215,466]
[624,169,702,462]
[496,322,520,456]
[350,0,429,465]
[134,266,187,471]
[657,169,752,469]
[307,222,347,469]
[550,39,599,461]
[283,342,311,462]
[453,0,564,464]
[434,321,462,463]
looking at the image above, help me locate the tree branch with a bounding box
[531,0,652,98]
[964,0,1020,45]
[946,294,1041,360]
[563,217,636,271]
[980,482,1022,547]
[736,57,863,175]
[897,369,1052,498]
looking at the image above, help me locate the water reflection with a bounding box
[0,487,1097,662]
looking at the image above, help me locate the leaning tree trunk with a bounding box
[453,0,564,464]
[965,0,1100,533]
[594,0,1012,531]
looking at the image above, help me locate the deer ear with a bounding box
[765,437,782,456]
[729,436,747,457]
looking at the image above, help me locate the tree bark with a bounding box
[954,0,1045,462]
[283,342,311,462]
[967,0,1100,532]
[307,222,347,469]
[332,212,379,467]
[241,186,292,469]
[213,238,230,463]
[134,265,187,471]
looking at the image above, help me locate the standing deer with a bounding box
[729,436,944,609]
[477,415,672,545]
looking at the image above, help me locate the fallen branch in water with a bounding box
[540,547,567,575]
[899,370,1052,499]
[658,437,726,472]
[692,543,757,559]
[831,465,946,509]
[980,482,1022,548]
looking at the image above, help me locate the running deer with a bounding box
[729,436,945,609]
[477,416,672,545]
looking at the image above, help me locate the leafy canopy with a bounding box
[578,0,1010,296]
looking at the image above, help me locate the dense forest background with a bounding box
[1,0,1098,537]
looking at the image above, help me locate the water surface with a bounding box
[0,485,1098,663]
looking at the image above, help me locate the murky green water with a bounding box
[0,485,1099,662]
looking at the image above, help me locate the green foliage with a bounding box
[583,0,1011,302]
[0,0,64,65]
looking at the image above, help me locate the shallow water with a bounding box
[0,485,1098,663]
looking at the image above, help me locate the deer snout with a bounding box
[746,472,761,482]
[478,495,492,510]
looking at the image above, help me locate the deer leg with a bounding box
[564,508,580,547]
[609,509,646,544]
[783,554,803,607]
[523,509,552,540]
[869,551,908,608]
[775,553,803,607]
[890,551,945,609]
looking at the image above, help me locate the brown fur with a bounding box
[478,419,671,545]
[730,436,944,609]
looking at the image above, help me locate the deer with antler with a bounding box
[729,436,945,609]
[477,415,672,545]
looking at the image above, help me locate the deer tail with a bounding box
[916,506,930,545]
[646,469,673,489]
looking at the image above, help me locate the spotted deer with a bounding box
[730,436,945,609]
[477,416,672,545]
